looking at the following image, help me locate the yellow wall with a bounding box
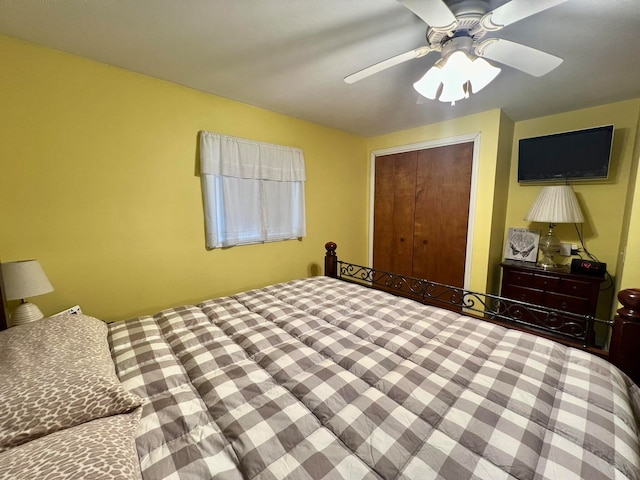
[504,100,640,316]
[618,113,640,292]
[365,100,640,314]
[621,180,640,290]
[486,111,515,294]
[0,35,368,321]
[2,33,639,324]
[366,109,506,294]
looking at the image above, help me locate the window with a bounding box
[199,131,306,249]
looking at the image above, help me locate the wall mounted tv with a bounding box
[518,125,614,183]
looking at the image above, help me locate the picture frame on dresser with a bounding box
[504,227,540,263]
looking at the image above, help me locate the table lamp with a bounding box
[524,185,584,269]
[1,260,54,327]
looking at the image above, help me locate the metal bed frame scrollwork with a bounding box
[333,260,604,348]
[324,242,640,384]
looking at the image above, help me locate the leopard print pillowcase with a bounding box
[0,408,142,479]
[0,313,142,451]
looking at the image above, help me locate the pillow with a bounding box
[0,408,142,480]
[0,313,142,451]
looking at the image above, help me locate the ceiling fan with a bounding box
[345,0,570,104]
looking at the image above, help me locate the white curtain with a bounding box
[200,131,306,248]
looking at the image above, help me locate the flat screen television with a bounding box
[518,125,614,183]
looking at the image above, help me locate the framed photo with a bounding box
[504,227,540,263]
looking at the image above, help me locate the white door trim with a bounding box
[369,132,481,290]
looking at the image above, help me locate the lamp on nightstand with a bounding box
[1,260,54,327]
[525,185,584,269]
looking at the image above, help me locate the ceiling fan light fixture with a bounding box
[414,48,500,104]
[347,0,568,95]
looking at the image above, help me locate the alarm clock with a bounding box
[570,259,607,277]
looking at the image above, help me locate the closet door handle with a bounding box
[400,237,405,242]
[422,239,428,245]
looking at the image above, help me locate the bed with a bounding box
[1,243,640,479]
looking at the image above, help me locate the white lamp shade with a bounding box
[1,260,54,301]
[443,50,473,83]
[468,57,501,93]
[413,66,443,100]
[439,78,467,103]
[525,185,584,223]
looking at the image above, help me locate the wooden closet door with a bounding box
[372,151,417,277]
[412,142,473,288]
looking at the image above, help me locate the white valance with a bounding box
[199,131,305,181]
[199,131,306,249]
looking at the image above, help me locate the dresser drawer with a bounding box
[503,269,534,288]
[533,274,561,291]
[500,261,602,347]
[545,292,589,314]
[558,278,593,298]
[502,285,544,304]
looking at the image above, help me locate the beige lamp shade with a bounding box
[1,260,54,327]
[1,260,54,301]
[524,185,584,224]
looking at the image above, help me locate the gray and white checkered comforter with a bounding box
[108,276,640,480]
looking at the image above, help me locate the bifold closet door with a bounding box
[412,142,473,288]
[373,142,473,290]
[372,151,417,277]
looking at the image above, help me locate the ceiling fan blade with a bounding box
[482,0,570,30]
[344,46,433,84]
[398,0,457,31]
[476,38,562,77]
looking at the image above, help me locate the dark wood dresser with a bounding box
[500,260,604,345]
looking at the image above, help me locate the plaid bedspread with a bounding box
[108,276,640,480]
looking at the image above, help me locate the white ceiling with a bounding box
[1,0,639,137]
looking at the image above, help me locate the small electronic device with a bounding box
[570,259,607,277]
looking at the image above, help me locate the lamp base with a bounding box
[9,302,45,327]
[537,224,561,270]
[537,253,558,270]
